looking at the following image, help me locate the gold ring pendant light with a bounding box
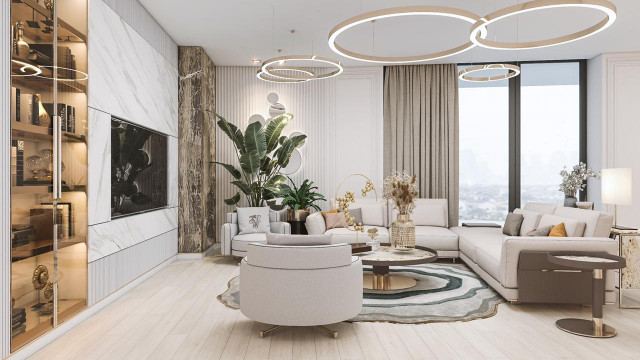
[469,0,617,50]
[458,64,521,82]
[328,6,488,63]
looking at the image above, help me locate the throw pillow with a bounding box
[340,207,363,225]
[549,223,567,237]
[513,208,543,236]
[321,209,338,218]
[267,233,332,246]
[526,225,553,237]
[325,212,347,229]
[503,212,524,236]
[237,207,271,235]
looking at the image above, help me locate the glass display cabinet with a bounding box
[9,0,87,351]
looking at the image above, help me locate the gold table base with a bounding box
[556,318,617,338]
[363,274,417,291]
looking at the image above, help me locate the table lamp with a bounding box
[601,168,632,229]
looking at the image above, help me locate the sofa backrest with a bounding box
[246,242,353,270]
[520,202,613,238]
[390,198,449,227]
[329,198,388,227]
[226,208,285,224]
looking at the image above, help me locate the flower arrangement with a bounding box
[383,171,419,215]
[559,162,600,197]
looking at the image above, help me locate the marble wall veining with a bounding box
[87,0,178,264]
[88,0,178,137]
[178,46,216,253]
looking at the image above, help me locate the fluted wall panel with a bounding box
[1,0,11,355]
[88,229,178,305]
[215,67,383,238]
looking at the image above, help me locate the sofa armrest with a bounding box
[305,211,326,235]
[270,221,291,234]
[221,223,239,256]
[500,236,618,288]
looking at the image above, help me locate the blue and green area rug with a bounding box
[218,263,503,324]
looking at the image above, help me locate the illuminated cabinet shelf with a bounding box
[9,0,88,353]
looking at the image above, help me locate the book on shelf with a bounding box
[67,105,75,133]
[12,140,23,186]
[11,225,34,248]
[19,92,32,125]
[11,87,17,122]
[31,94,40,126]
[15,87,20,122]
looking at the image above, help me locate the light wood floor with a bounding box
[27,256,640,360]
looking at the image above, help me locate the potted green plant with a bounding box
[277,177,326,222]
[213,112,306,207]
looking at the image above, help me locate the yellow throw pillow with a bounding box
[321,209,338,217]
[549,223,567,237]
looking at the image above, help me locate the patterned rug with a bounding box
[217,262,503,324]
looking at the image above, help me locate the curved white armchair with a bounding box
[240,238,362,338]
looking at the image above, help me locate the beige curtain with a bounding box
[383,64,459,225]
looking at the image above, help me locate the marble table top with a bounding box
[359,246,436,263]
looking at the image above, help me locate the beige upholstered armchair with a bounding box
[240,234,363,338]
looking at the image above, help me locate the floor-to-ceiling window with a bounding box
[520,62,581,206]
[459,71,510,223]
[458,61,584,223]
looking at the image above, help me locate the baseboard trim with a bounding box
[7,255,177,360]
[177,243,220,260]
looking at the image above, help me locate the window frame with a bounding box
[458,59,587,213]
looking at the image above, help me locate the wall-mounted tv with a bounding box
[111,117,168,218]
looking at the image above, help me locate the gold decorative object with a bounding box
[44,0,54,12]
[36,94,51,128]
[384,171,418,250]
[335,174,379,246]
[458,64,521,83]
[32,265,49,290]
[469,0,616,51]
[367,228,379,241]
[15,21,30,59]
[44,282,54,300]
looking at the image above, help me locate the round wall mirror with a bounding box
[280,149,302,175]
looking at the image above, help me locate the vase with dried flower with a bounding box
[384,171,418,250]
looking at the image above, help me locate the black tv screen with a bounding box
[111,117,168,217]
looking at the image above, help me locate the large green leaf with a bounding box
[231,180,251,195]
[264,174,286,193]
[214,162,241,179]
[244,121,267,158]
[216,114,245,154]
[264,114,292,153]
[224,193,241,205]
[240,150,261,174]
[275,135,306,167]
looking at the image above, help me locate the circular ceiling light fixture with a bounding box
[256,69,309,83]
[328,6,488,64]
[11,59,42,77]
[458,64,521,82]
[470,0,616,50]
[261,55,343,81]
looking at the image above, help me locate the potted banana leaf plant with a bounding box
[277,177,326,222]
[213,112,306,207]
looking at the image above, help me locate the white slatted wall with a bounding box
[215,67,384,238]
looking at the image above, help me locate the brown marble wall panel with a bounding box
[178,46,216,253]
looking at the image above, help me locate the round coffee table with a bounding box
[359,244,437,291]
[547,251,626,338]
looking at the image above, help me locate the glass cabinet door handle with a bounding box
[53,115,62,200]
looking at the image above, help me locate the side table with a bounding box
[548,251,626,338]
[610,228,640,308]
[288,220,308,235]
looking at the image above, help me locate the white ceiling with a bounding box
[139,0,640,67]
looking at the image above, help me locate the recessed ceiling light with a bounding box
[252,59,261,64]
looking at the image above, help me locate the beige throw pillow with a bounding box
[325,212,347,229]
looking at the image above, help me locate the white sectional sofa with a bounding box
[306,198,459,258]
[452,203,617,303]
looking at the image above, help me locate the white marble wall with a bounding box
[88,208,178,262]
[88,0,178,136]
[87,0,178,263]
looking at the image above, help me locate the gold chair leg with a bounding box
[259,325,282,338]
[317,325,339,339]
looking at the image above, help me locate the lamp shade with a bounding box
[601,168,632,205]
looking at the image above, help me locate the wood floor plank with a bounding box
[22,258,640,360]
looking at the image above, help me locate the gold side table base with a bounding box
[556,318,617,338]
[363,274,417,290]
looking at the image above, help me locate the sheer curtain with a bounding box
[383,64,459,225]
